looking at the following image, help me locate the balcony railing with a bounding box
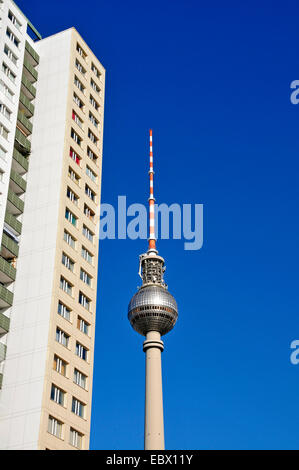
[17,110,33,135]
[1,233,19,258]
[10,168,27,193]
[0,286,13,308]
[23,57,38,82]
[0,256,16,282]
[13,148,29,173]
[25,40,39,65]
[0,342,6,362]
[0,313,10,334]
[21,74,36,99]
[5,211,22,235]
[19,92,34,117]
[15,128,31,154]
[7,188,24,214]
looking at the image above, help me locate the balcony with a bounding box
[19,92,34,118]
[0,285,13,310]
[7,188,24,215]
[5,211,22,236]
[23,57,38,83]
[1,233,19,258]
[25,40,39,66]
[0,256,16,284]
[21,74,36,100]
[12,148,29,175]
[0,342,7,361]
[10,168,27,194]
[17,110,33,136]
[14,128,31,156]
[0,312,9,337]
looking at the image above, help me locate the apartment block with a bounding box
[0,3,105,451]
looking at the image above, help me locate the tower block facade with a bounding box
[0,25,105,450]
[128,130,178,450]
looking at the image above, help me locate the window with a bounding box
[84,204,95,222]
[90,79,100,94]
[75,59,86,76]
[69,147,81,166]
[62,252,75,272]
[56,327,70,348]
[91,62,101,79]
[72,397,85,418]
[50,384,65,406]
[0,102,11,120]
[65,208,77,227]
[58,301,71,321]
[79,291,91,311]
[2,62,16,83]
[77,316,90,335]
[60,276,73,296]
[6,28,20,48]
[68,167,80,186]
[73,92,84,111]
[72,110,83,129]
[74,75,85,94]
[48,416,63,439]
[87,146,98,164]
[8,10,22,31]
[53,354,67,376]
[71,128,82,146]
[89,94,99,111]
[89,111,99,128]
[85,184,95,202]
[82,225,94,243]
[70,428,83,449]
[64,230,76,249]
[76,341,88,361]
[0,145,6,161]
[81,246,93,264]
[67,186,79,206]
[76,43,87,61]
[4,44,17,65]
[0,123,9,140]
[0,79,14,101]
[74,368,87,389]
[88,128,98,146]
[86,165,97,183]
[80,269,92,287]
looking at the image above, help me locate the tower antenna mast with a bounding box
[148,129,156,252]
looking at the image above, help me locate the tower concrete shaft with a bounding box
[143,331,165,450]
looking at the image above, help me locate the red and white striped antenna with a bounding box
[148,129,157,252]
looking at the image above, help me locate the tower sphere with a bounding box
[128,284,178,336]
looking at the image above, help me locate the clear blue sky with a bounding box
[19,0,299,450]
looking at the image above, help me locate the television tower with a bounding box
[128,130,178,450]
